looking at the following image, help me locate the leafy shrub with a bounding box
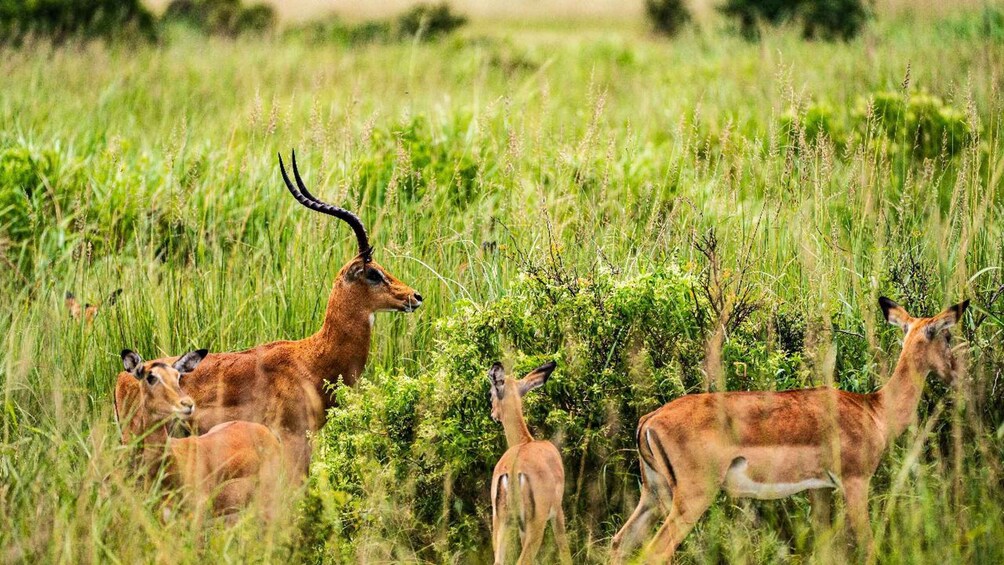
[780,101,844,147]
[162,0,275,36]
[0,146,58,247]
[718,0,869,41]
[352,114,483,209]
[853,90,971,158]
[396,3,466,41]
[939,6,1004,43]
[0,0,156,44]
[284,3,465,46]
[644,0,691,37]
[285,17,391,45]
[307,264,812,556]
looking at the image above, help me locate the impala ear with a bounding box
[879,297,913,332]
[65,292,81,319]
[926,299,970,338]
[121,349,144,378]
[517,361,557,397]
[173,349,208,374]
[106,288,123,305]
[488,362,506,400]
[345,259,366,282]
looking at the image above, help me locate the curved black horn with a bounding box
[279,150,372,262]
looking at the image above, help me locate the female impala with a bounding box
[488,361,571,565]
[118,349,283,516]
[114,151,422,478]
[611,297,969,563]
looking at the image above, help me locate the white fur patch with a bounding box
[369,314,375,328]
[518,473,528,525]
[724,457,839,499]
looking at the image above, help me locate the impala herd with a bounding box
[87,150,969,562]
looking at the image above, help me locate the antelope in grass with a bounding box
[114,150,422,479]
[488,361,572,565]
[66,289,122,322]
[611,297,969,563]
[118,349,283,517]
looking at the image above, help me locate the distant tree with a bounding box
[0,0,156,44]
[162,0,275,36]
[396,3,467,41]
[719,0,869,41]
[645,0,691,37]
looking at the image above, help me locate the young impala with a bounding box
[488,361,571,565]
[611,297,969,563]
[66,289,121,322]
[114,150,422,479]
[118,349,283,517]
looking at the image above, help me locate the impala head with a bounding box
[279,150,422,314]
[880,297,969,385]
[488,360,558,422]
[66,289,122,322]
[121,349,207,421]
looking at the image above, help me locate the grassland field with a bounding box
[1,5,1004,564]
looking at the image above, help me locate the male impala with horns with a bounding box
[114,151,422,480]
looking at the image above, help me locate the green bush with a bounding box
[0,0,156,44]
[306,265,815,556]
[396,3,466,41]
[284,17,392,46]
[644,0,691,36]
[939,6,1004,43]
[718,0,869,41]
[351,114,484,209]
[853,90,972,158]
[162,0,275,37]
[780,101,844,147]
[0,146,56,247]
[284,3,466,46]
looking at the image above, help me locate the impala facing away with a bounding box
[489,361,571,565]
[611,297,969,563]
[114,151,422,479]
[118,349,283,517]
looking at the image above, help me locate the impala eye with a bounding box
[145,372,158,386]
[366,269,385,284]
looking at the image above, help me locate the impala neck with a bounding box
[876,349,927,440]
[307,277,374,393]
[131,402,184,483]
[501,402,533,448]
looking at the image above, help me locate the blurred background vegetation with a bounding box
[1,0,1003,563]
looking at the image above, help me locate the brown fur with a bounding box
[488,361,571,565]
[611,298,969,563]
[118,351,283,517]
[166,421,283,517]
[114,257,420,479]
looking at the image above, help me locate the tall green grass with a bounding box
[1,14,1003,563]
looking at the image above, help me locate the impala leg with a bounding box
[516,519,546,565]
[809,488,834,533]
[212,477,255,516]
[842,476,874,561]
[493,512,510,565]
[551,507,572,565]
[493,517,510,565]
[642,488,713,564]
[279,432,310,485]
[611,485,660,563]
